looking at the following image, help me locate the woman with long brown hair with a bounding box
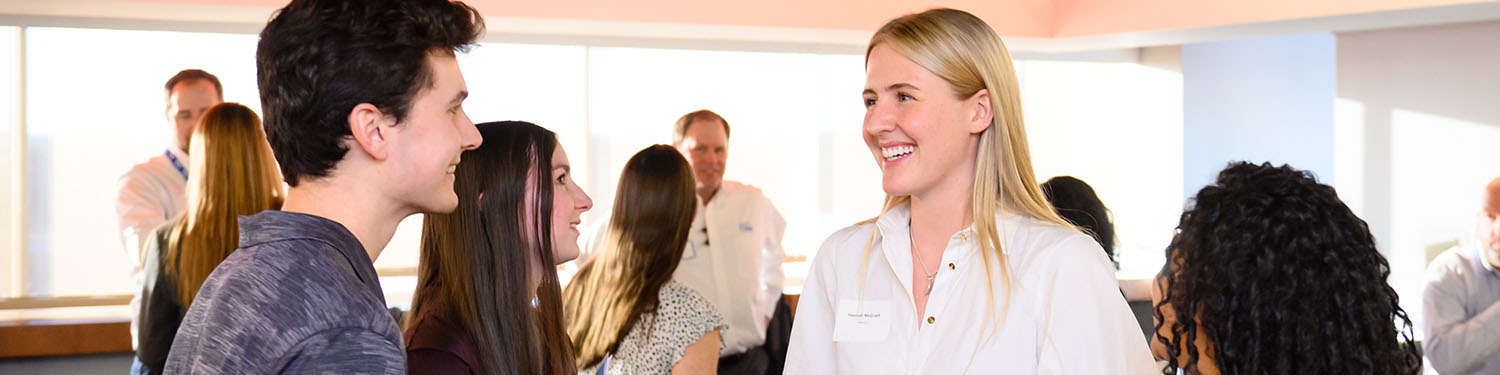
[134,102,284,375]
[564,145,724,375]
[785,8,1155,374]
[406,121,592,375]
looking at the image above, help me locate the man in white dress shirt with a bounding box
[576,110,788,374]
[672,110,787,375]
[1423,176,1500,375]
[114,69,222,348]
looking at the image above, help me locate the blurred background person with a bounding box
[1042,175,1117,269]
[579,109,787,374]
[1422,176,1500,375]
[133,102,282,375]
[406,121,591,375]
[115,68,223,350]
[566,144,724,375]
[668,109,787,375]
[1151,162,1422,375]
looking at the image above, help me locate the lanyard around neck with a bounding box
[164,150,187,181]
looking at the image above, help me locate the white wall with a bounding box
[1182,32,1338,197]
[1335,20,1500,335]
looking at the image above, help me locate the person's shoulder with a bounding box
[118,153,175,185]
[659,281,720,317]
[405,348,474,375]
[195,241,385,324]
[1002,215,1108,273]
[818,221,876,257]
[656,281,725,340]
[722,180,773,202]
[404,315,480,371]
[722,180,760,193]
[214,237,334,282]
[1426,244,1479,282]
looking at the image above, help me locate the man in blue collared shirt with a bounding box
[1423,177,1500,375]
[162,0,484,373]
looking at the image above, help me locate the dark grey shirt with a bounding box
[163,210,404,374]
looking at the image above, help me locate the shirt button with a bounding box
[927,316,936,324]
[948,263,955,270]
[960,233,969,242]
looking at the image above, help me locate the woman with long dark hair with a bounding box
[405,121,592,375]
[1041,176,1117,268]
[564,145,724,374]
[135,102,284,375]
[1151,162,1422,375]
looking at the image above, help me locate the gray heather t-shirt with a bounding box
[162,210,404,374]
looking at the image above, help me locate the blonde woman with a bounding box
[134,102,283,375]
[785,9,1156,374]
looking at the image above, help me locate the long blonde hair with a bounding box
[166,102,284,307]
[564,145,698,369]
[859,8,1075,337]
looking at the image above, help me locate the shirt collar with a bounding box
[1478,242,1499,273]
[238,210,384,298]
[166,145,187,159]
[874,201,979,263]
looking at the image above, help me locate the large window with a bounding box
[22,27,259,298]
[0,26,19,299]
[584,47,871,261]
[0,23,1187,315]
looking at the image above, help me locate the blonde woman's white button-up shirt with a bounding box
[785,203,1156,375]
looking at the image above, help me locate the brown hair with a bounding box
[166,102,284,307]
[162,69,223,110]
[410,121,575,375]
[563,145,697,369]
[671,109,730,144]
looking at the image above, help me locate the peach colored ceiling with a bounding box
[1053,0,1498,37]
[136,0,1499,38]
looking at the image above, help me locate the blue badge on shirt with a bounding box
[740,222,753,232]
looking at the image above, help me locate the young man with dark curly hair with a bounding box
[162,0,483,373]
[1150,162,1422,375]
[1422,177,1500,375]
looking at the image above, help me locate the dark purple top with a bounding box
[405,312,481,375]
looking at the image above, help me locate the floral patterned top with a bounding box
[579,280,727,375]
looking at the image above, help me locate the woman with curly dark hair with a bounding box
[1150,162,1422,375]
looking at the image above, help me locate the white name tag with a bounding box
[832,299,890,342]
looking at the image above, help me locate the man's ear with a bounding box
[348,103,393,161]
[968,89,993,134]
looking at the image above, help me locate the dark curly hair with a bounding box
[1154,162,1421,375]
[1041,176,1116,268]
[256,0,484,186]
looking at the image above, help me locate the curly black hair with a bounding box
[1155,162,1421,375]
[1041,176,1116,268]
[256,0,484,186]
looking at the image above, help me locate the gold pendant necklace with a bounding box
[910,232,937,295]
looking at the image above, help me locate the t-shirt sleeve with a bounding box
[280,328,405,375]
[660,284,728,366]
